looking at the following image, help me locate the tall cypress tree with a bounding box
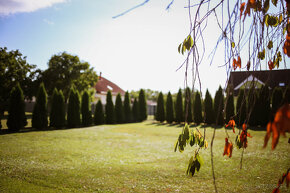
[272,87,284,115]
[236,89,247,126]
[175,88,183,123]
[123,91,131,123]
[193,91,203,125]
[138,89,147,121]
[94,100,104,125]
[74,90,81,126]
[32,82,48,130]
[248,87,259,126]
[166,91,174,124]
[155,92,165,122]
[225,92,235,123]
[105,90,115,124]
[184,88,193,123]
[81,90,92,126]
[115,93,124,123]
[204,89,214,124]
[214,86,224,126]
[257,85,271,126]
[67,87,81,128]
[57,90,66,128]
[7,83,27,132]
[132,98,139,122]
[50,88,59,128]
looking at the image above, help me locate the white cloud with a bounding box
[0,0,67,15]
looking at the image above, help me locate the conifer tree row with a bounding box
[32,82,48,130]
[94,100,104,125]
[166,92,174,124]
[156,92,165,122]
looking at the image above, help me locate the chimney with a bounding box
[99,72,102,80]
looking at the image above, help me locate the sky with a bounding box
[0,0,288,97]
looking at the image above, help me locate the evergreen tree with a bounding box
[225,92,235,123]
[138,89,147,121]
[132,98,139,122]
[57,90,66,128]
[7,83,27,132]
[193,91,203,125]
[283,85,290,104]
[155,92,165,122]
[115,93,124,123]
[204,89,214,124]
[67,87,81,128]
[214,86,224,126]
[49,88,59,128]
[184,87,193,123]
[166,92,174,124]
[248,87,259,126]
[32,82,48,130]
[175,88,183,123]
[81,90,92,126]
[94,100,104,125]
[236,89,247,126]
[123,91,132,123]
[105,90,115,124]
[257,85,271,126]
[272,87,284,115]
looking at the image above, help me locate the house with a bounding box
[227,69,290,96]
[94,75,125,104]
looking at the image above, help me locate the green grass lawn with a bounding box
[0,120,289,192]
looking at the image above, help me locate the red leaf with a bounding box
[223,138,233,158]
[264,104,290,150]
[226,119,236,133]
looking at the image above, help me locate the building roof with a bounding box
[95,76,125,95]
[227,69,290,91]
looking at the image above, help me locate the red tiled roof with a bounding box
[95,76,125,95]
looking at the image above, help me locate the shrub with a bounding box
[155,92,165,122]
[184,88,193,123]
[123,91,132,123]
[166,92,174,124]
[225,92,234,123]
[272,87,284,115]
[81,90,92,126]
[204,89,214,124]
[236,89,247,126]
[175,88,183,123]
[248,87,259,126]
[67,87,81,128]
[257,85,270,127]
[214,86,224,126]
[7,83,27,132]
[32,83,48,130]
[193,91,203,125]
[115,93,124,123]
[132,98,139,122]
[105,90,115,124]
[138,89,147,121]
[94,100,104,125]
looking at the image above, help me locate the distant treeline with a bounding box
[1,83,148,131]
[155,85,290,128]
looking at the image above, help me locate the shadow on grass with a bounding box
[0,125,100,136]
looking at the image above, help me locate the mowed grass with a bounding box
[0,120,289,193]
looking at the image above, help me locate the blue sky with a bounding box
[1,0,288,96]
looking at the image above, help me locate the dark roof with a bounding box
[95,76,125,95]
[228,69,290,90]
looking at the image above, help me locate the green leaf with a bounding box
[196,153,204,166]
[182,44,186,55]
[267,41,273,49]
[178,44,181,53]
[272,16,279,27]
[265,15,269,27]
[174,140,178,152]
[189,134,195,146]
[231,42,235,48]
[271,0,277,6]
[279,14,282,24]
